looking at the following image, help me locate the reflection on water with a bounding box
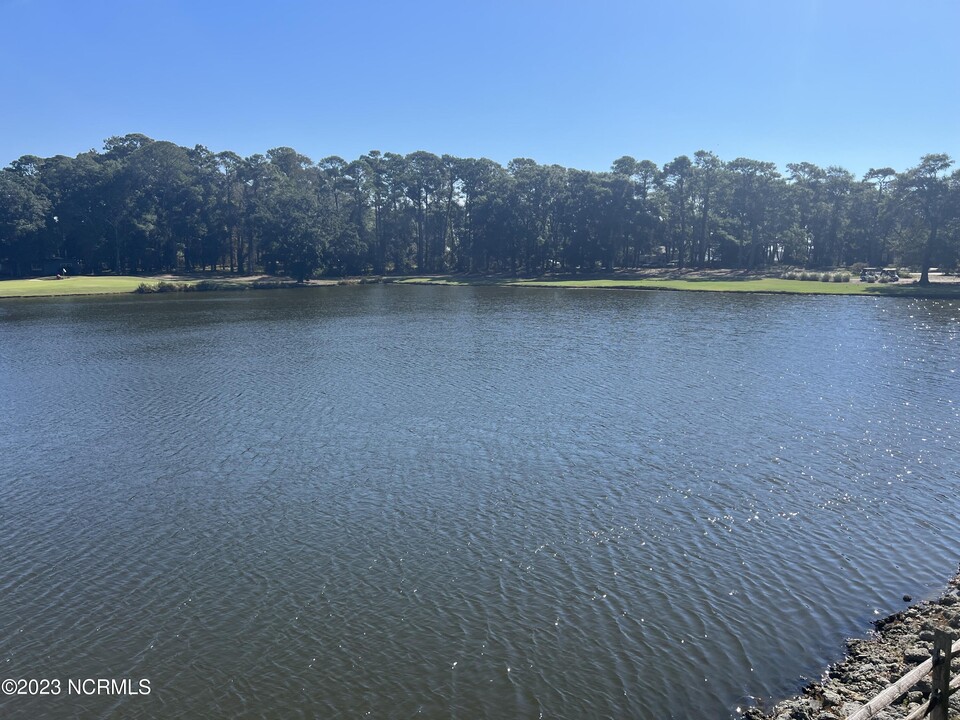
[0,286,958,719]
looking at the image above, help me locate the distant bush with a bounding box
[782,270,854,282]
[135,281,188,293]
[849,262,868,275]
[133,277,355,294]
[195,280,247,291]
[898,269,913,279]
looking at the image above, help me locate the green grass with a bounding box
[398,274,960,297]
[0,276,198,298]
[510,277,869,294]
[393,276,479,286]
[857,282,960,298]
[0,275,307,298]
[4,272,959,300]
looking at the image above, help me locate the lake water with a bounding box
[0,285,958,719]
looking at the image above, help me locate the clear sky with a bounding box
[1,0,957,177]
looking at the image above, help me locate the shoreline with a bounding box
[393,268,960,299]
[744,569,960,720]
[2,270,960,300]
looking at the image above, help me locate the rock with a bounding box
[840,702,863,716]
[748,571,960,719]
[821,689,841,707]
[903,594,912,602]
[847,639,867,657]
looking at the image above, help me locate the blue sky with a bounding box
[1,0,957,177]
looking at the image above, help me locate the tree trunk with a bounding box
[919,223,937,286]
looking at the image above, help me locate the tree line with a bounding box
[1,133,958,284]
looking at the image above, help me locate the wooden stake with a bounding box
[902,673,960,720]
[847,636,960,720]
[930,630,952,720]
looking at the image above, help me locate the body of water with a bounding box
[1,285,958,718]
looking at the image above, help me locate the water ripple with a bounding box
[0,288,957,719]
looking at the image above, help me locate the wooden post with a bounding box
[903,673,960,720]
[848,636,960,720]
[930,630,952,720]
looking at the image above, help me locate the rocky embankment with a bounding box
[744,570,960,720]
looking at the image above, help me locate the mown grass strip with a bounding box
[0,276,191,298]
[375,274,960,297]
[510,277,867,294]
[4,273,959,299]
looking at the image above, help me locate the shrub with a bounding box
[820,273,832,282]
[136,281,190,293]
[195,280,246,292]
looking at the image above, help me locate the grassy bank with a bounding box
[3,272,960,300]
[0,275,314,299]
[397,274,960,298]
[513,277,865,294]
[0,275,174,298]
